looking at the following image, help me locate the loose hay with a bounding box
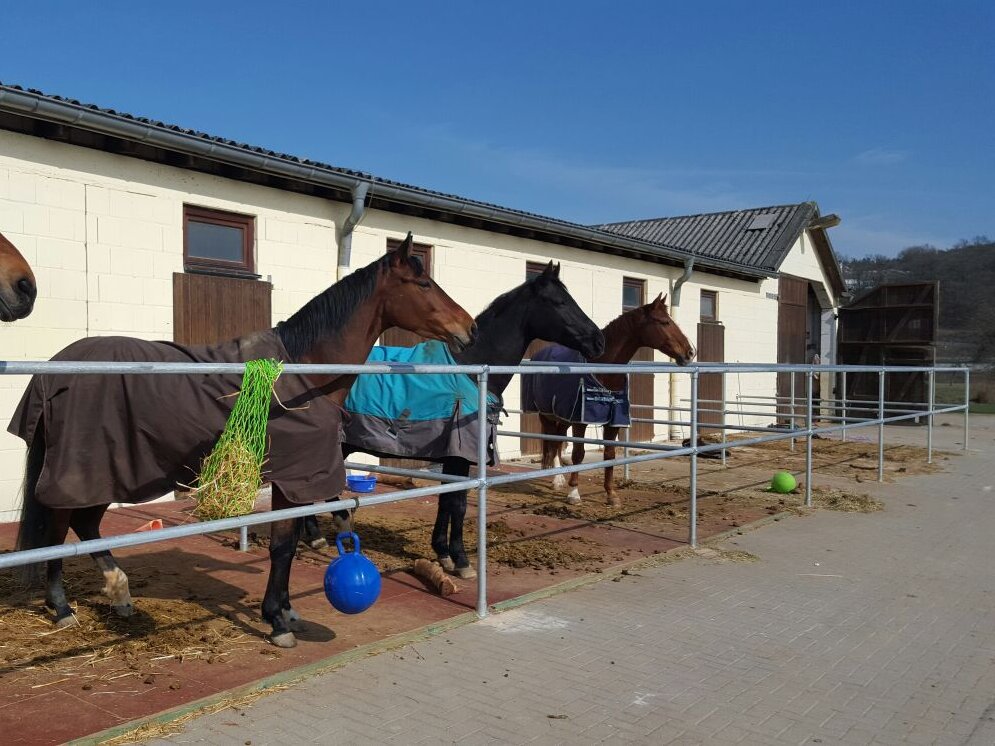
[0,568,251,690]
[809,487,883,513]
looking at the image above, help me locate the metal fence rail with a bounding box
[0,359,972,621]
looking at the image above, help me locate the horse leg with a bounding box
[43,509,75,628]
[565,424,587,505]
[538,417,564,491]
[301,513,326,550]
[432,489,454,572]
[71,505,133,618]
[441,458,475,579]
[262,487,302,648]
[603,426,622,508]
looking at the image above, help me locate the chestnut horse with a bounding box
[0,230,37,321]
[530,293,694,507]
[12,234,475,648]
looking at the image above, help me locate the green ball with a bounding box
[770,471,797,494]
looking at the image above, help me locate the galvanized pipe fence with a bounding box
[0,359,972,621]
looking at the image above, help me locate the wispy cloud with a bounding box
[416,125,788,223]
[854,147,909,166]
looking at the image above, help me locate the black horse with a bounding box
[303,261,604,578]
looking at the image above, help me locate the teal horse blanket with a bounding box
[344,341,501,464]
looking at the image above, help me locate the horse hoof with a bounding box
[112,603,134,618]
[307,537,328,550]
[552,474,567,491]
[566,489,581,505]
[54,614,77,629]
[437,556,456,572]
[455,564,477,580]
[270,631,298,649]
[607,498,622,509]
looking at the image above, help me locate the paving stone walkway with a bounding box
[158,415,995,745]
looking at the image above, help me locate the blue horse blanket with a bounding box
[521,345,630,426]
[344,341,501,464]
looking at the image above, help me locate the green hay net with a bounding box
[193,358,283,521]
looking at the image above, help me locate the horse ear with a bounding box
[653,292,664,307]
[391,232,413,267]
[541,260,555,278]
[554,262,561,278]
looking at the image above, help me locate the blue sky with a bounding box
[3,1,992,257]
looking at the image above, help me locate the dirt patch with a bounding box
[0,566,252,690]
[731,438,944,482]
[694,547,760,563]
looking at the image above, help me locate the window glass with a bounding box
[187,220,245,263]
[622,279,644,310]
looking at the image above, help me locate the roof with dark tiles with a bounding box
[0,82,842,293]
[596,203,821,272]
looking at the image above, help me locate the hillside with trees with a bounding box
[840,237,995,364]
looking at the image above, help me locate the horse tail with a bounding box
[15,425,47,586]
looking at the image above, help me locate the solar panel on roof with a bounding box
[746,214,776,230]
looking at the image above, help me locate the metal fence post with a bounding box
[927,369,935,464]
[720,370,727,467]
[878,370,886,483]
[476,367,489,619]
[805,369,814,508]
[840,370,847,443]
[623,427,631,482]
[689,371,699,548]
[789,371,796,451]
[239,525,249,552]
[963,368,970,452]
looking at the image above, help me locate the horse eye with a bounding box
[417,280,432,289]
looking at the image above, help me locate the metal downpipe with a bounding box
[337,181,370,281]
[669,258,695,441]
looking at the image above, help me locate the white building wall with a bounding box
[0,129,840,517]
[0,130,345,519]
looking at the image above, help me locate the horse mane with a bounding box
[474,273,565,327]
[276,254,425,360]
[601,306,639,338]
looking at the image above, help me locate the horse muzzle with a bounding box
[0,277,35,321]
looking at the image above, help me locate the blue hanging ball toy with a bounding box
[323,532,381,614]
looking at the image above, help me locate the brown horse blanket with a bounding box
[8,330,346,508]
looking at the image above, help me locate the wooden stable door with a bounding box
[627,347,655,441]
[519,338,553,456]
[697,322,725,431]
[173,272,272,346]
[776,275,808,425]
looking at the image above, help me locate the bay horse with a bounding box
[0,229,37,321]
[11,234,476,648]
[527,293,695,508]
[302,261,604,579]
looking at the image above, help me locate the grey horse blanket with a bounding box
[521,344,630,426]
[8,330,346,508]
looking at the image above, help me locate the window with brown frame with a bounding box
[183,205,256,276]
[700,290,718,322]
[622,277,645,310]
